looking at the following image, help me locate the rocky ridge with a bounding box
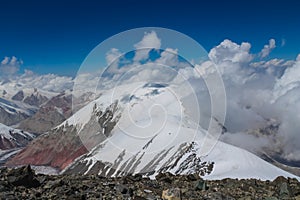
[0,123,35,150]
[1,165,300,200]
[18,93,72,134]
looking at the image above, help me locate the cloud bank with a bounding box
[2,33,300,163]
[207,39,300,161]
[101,34,300,162]
[98,34,300,162]
[0,56,23,76]
[260,39,276,58]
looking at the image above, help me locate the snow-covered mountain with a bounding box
[1,86,53,107]
[0,123,35,150]
[0,97,37,126]
[0,77,75,131]
[6,81,299,180]
[0,123,36,166]
[0,80,55,126]
[18,92,73,134]
[0,75,70,101]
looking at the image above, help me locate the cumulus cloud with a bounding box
[17,71,73,93]
[273,54,300,101]
[2,33,299,163]
[1,57,9,65]
[209,39,253,65]
[208,39,254,84]
[0,69,73,98]
[99,33,183,88]
[74,33,300,162]
[100,35,300,162]
[133,31,161,62]
[0,56,22,76]
[155,48,179,67]
[73,71,104,96]
[250,59,294,77]
[221,131,270,153]
[273,86,300,161]
[104,48,124,75]
[134,31,161,50]
[106,48,122,66]
[207,38,300,162]
[259,38,276,58]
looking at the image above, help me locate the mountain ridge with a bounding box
[5,81,299,181]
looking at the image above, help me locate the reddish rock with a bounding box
[6,125,88,171]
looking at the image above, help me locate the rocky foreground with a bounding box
[0,166,300,200]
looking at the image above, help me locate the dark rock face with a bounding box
[0,106,30,126]
[6,103,119,171]
[65,140,214,178]
[0,128,35,150]
[23,93,48,107]
[18,107,66,134]
[18,93,72,134]
[6,165,40,188]
[0,166,300,199]
[0,97,37,126]
[11,90,25,101]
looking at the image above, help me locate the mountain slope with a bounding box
[0,123,35,166]
[64,137,297,181]
[0,123,35,150]
[0,98,36,126]
[6,82,300,180]
[0,78,65,126]
[18,93,72,134]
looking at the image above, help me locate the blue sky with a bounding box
[0,0,299,76]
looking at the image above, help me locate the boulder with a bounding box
[162,188,181,200]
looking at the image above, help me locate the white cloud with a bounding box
[155,48,179,67]
[206,39,300,162]
[259,39,276,58]
[72,72,103,97]
[281,38,286,47]
[100,32,181,88]
[17,72,73,93]
[1,57,9,65]
[134,31,161,50]
[2,36,300,163]
[221,131,270,153]
[0,56,22,75]
[133,31,161,62]
[273,54,300,100]
[106,48,122,66]
[250,58,294,77]
[104,48,123,75]
[23,69,35,77]
[208,39,254,84]
[127,63,177,83]
[209,39,253,65]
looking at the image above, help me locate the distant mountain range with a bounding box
[4,81,299,180]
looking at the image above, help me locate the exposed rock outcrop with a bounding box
[18,93,72,134]
[0,166,300,199]
[0,123,35,150]
[6,103,119,171]
[5,124,87,170]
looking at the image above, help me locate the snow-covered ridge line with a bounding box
[4,79,299,180]
[0,123,35,150]
[58,81,299,180]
